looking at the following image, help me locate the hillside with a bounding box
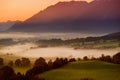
[8,0,120,33]
[104,32,120,37]
[0,21,18,31]
[39,61,120,80]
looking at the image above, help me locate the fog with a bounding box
[0,43,119,59]
[20,47,119,58]
[0,32,119,59]
[0,32,104,39]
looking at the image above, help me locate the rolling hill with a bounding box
[39,61,120,80]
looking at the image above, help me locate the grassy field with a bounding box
[39,61,120,80]
[0,54,33,74]
[14,67,31,74]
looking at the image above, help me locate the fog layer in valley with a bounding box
[0,32,104,39]
[0,43,119,59]
[0,32,119,59]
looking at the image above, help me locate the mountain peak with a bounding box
[8,0,120,33]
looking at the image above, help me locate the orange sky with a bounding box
[0,0,93,22]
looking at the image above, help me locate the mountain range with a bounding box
[8,0,120,33]
[0,21,18,31]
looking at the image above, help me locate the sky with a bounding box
[0,0,93,22]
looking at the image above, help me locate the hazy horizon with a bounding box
[0,0,120,80]
[0,0,93,22]
[0,32,106,40]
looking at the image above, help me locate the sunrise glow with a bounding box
[0,0,93,22]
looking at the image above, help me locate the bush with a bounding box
[15,59,21,67]
[8,60,13,67]
[83,56,89,61]
[15,58,31,67]
[0,66,16,80]
[21,58,31,67]
[48,60,53,70]
[113,52,120,64]
[69,58,76,62]
[34,57,48,71]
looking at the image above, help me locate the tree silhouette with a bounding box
[15,58,31,67]
[15,59,21,67]
[8,60,13,67]
[0,66,15,80]
[21,58,31,67]
[83,56,89,61]
[48,60,53,70]
[34,57,48,71]
[69,58,76,62]
[113,52,120,64]
[0,58,4,66]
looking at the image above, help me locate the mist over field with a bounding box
[0,0,120,80]
[0,32,104,39]
[0,32,119,59]
[1,45,119,59]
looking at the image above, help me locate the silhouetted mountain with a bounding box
[8,0,120,33]
[0,21,19,31]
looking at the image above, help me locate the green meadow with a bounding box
[0,54,33,74]
[39,61,120,80]
[14,67,31,74]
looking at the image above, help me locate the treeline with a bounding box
[0,52,120,80]
[26,57,69,79]
[0,58,31,67]
[36,32,120,48]
[0,57,69,80]
[80,52,120,64]
[0,38,16,46]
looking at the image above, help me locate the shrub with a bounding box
[0,66,16,80]
[15,58,31,67]
[113,52,120,64]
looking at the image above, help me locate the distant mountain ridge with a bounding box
[8,0,120,33]
[0,21,19,31]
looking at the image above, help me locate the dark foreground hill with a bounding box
[8,0,120,33]
[38,61,120,80]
